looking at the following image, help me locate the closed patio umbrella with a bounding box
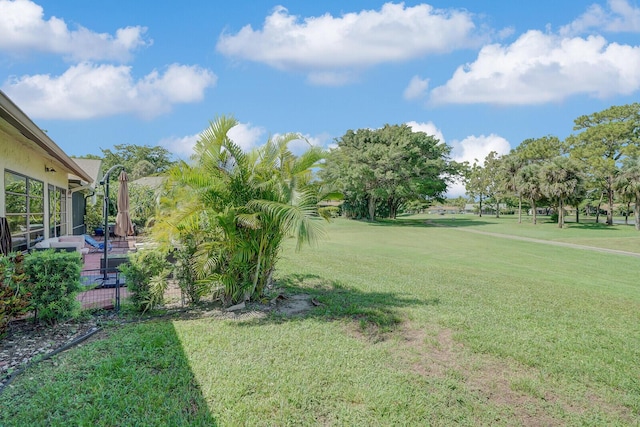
[115,170,135,237]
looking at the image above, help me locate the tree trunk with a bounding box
[478,195,483,217]
[607,186,614,225]
[368,196,376,221]
[495,198,500,218]
[532,199,537,225]
[595,191,603,223]
[575,206,579,223]
[625,202,630,225]
[558,198,564,228]
[518,196,522,224]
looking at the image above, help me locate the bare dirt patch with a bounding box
[384,323,637,426]
[1,315,105,389]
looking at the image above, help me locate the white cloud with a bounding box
[228,122,266,151]
[0,0,150,61]
[446,133,511,197]
[403,75,429,100]
[159,122,266,159]
[216,3,480,85]
[560,0,640,36]
[430,30,640,105]
[2,62,217,119]
[405,120,444,143]
[159,134,200,160]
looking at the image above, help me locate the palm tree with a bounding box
[539,157,583,228]
[156,116,327,303]
[615,157,640,230]
[501,153,525,223]
[516,163,543,225]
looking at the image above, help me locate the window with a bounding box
[48,184,67,237]
[4,170,45,251]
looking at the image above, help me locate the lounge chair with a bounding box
[84,234,112,252]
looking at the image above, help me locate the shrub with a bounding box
[0,253,32,336]
[23,250,82,324]
[174,239,210,305]
[84,201,103,233]
[318,206,340,218]
[119,249,172,312]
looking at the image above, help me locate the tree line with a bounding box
[466,103,640,229]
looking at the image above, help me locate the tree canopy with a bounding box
[321,124,460,220]
[77,144,176,180]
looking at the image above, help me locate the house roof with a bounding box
[131,176,166,190]
[70,158,103,186]
[0,90,92,183]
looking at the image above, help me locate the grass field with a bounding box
[1,215,639,425]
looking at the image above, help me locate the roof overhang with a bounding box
[0,90,92,183]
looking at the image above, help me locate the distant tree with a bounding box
[498,153,525,222]
[614,156,640,230]
[516,163,544,225]
[131,160,157,180]
[79,144,176,179]
[465,162,489,217]
[540,157,583,228]
[322,125,458,221]
[446,196,467,212]
[567,103,640,225]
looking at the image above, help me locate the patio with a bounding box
[78,235,137,310]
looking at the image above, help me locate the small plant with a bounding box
[119,249,172,312]
[23,250,82,324]
[0,252,32,336]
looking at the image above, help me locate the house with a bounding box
[0,90,93,254]
[428,205,460,215]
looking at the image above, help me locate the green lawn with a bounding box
[418,213,640,254]
[1,216,639,425]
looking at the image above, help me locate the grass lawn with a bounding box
[1,215,639,425]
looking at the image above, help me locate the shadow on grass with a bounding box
[564,221,623,231]
[237,273,439,338]
[368,217,493,228]
[0,321,217,426]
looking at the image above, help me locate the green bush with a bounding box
[119,249,172,312]
[174,240,210,305]
[84,201,103,233]
[318,206,340,218]
[0,252,32,336]
[24,250,82,324]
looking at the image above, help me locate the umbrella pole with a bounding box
[101,165,123,282]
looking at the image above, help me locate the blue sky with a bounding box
[1,0,639,194]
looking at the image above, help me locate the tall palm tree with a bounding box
[156,116,327,303]
[615,157,640,230]
[516,163,543,225]
[539,157,583,228]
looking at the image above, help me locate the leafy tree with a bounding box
[79,144,176,179]
[322,125,458,221]
[539,157,583,228]
[154,116,328,304]
[465,162,489,217]
[131,160,157,180]
[483,151,507,218]
[568,103,640,225]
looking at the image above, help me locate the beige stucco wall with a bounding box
[0,118,72,239]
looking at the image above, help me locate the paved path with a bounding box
[447,226,640,258]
